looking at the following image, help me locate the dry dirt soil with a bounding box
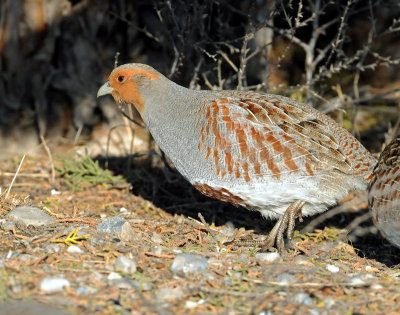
[0,138,399,315]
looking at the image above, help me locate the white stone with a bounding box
[67,245,83,254]
[107,272,122,280]
[114,255,137,273]
[185,299,205,308]
[40,278,70,292]
[255,252,281,263]
[349,277,365,285]
[51,189,60,196]
[371,283,383,290]
[326,264,339,273]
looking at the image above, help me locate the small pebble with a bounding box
[348,272,376,283]
[185,299,205,308]
[51,189,61,196]
[132,280,152,291]
[91,238,105,246]
[6,250,13,259]
[76,286,91,295]
[371,283,383,290]
[108,272,122,280]
[67,245,83,254]
[151,233,163,244]
[91,271,103,282]
[19,254,37,262]
[255,252,281,263]
[11,284,22,293]
[324,298,335,308]
[203,272,215,280]
[170,253,209,274]
[40,278,70,292]
[275,273,297,285]
[97,217,136,242]
[216,246,229,253]
[110,278,151,291]
[110,278,136,290]
[224,278,233,286]
[348,277,365,285]
[326,264,340,273]
[216,223,235,243]
[151,246,163,255]
[156,287,183,301]
[289,291,313,306]
[207,257,224,269]
[97,217,127,233]
[1,220,16,230]
[7,206,56,227]
[44,244,61,254]
[294,256,313,267]
[119,207,128,213]
[114,255,137,273]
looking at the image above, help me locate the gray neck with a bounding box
[141,78,206,178]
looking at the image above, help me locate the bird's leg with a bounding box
[261,200,306,252]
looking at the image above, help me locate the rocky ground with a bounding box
[0,136,400,315]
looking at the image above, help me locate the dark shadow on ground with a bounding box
[96,154,400,267]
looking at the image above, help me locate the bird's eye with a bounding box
[117,75,125,83]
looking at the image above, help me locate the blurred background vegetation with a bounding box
[0,0,399,154]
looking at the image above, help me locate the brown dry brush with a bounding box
[0,0,399,151]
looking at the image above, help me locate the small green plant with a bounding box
[55,154,125,191]
[295,227,341,243]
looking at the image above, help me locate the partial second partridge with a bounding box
[369,136,400,248]
[97,63,377,251]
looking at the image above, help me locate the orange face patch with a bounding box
[108,68,159,115]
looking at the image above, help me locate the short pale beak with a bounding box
[97,81,114,97]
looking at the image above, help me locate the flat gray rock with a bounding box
[96,217,135,242]
[6,206,56,227]
[170,253,209,274]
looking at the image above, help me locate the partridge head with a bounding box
[98,63,377,251]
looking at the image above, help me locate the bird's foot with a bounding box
[260,200,305,252]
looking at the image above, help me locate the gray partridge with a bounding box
[98,63,377,251]
[369,136,400,248]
